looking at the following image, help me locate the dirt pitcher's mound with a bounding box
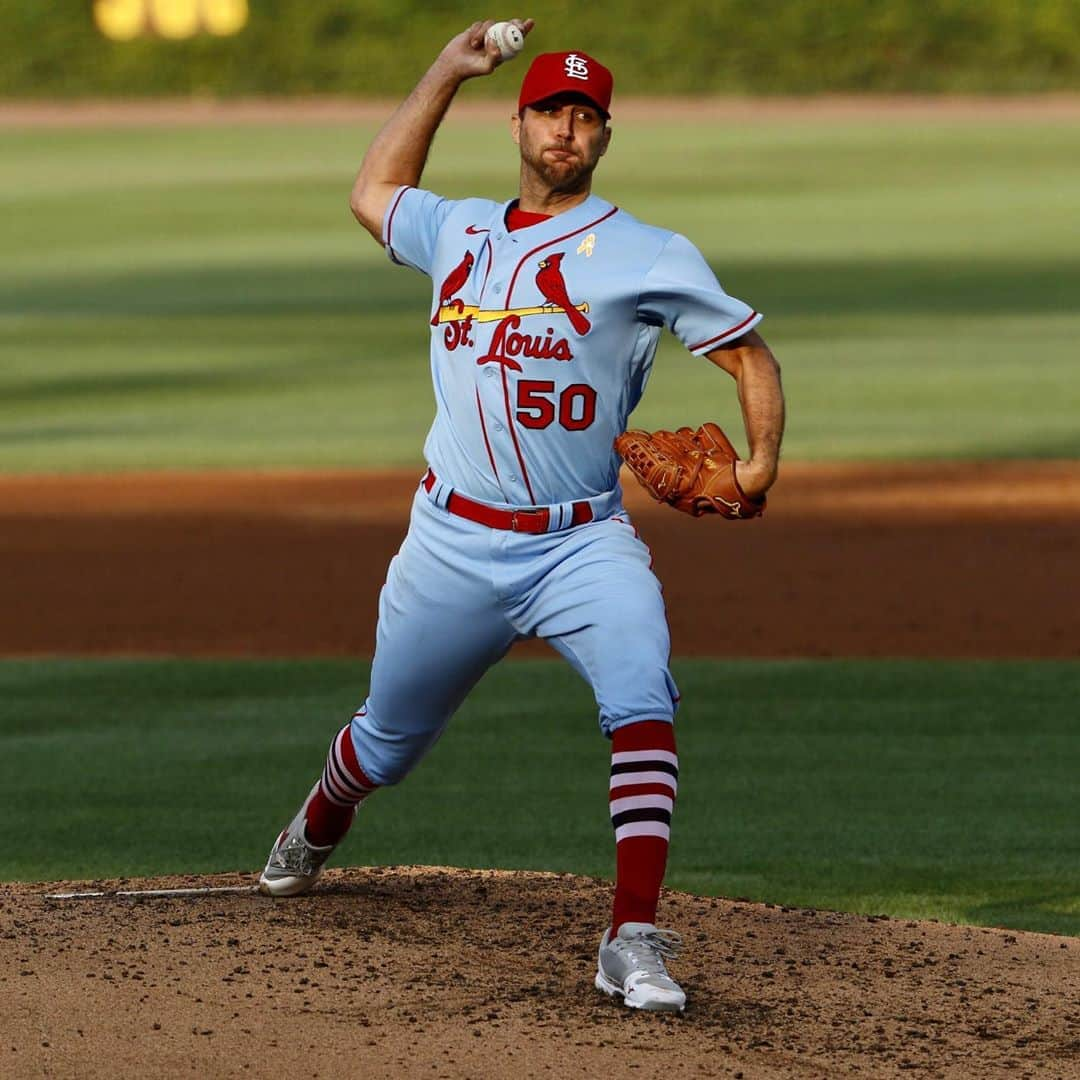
[3,868,1077,1079]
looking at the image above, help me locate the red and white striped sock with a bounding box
[609,720,678,934]
[304,720,378,848]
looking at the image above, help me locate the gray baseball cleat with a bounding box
[258,784,341,897]
[595,921,686,1012]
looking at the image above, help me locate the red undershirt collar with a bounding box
[505,202,553,232]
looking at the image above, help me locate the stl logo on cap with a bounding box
[564,54,590,80]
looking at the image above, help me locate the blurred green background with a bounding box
[5,0,1080,96]
[3,112,1079,470]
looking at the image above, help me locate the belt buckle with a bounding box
[510,508,546,532]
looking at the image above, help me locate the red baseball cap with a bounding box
[518,51,614,116]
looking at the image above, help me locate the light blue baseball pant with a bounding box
[350,484,679,786]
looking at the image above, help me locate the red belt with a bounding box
[423,470,593,533]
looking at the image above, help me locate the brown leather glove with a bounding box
[614,422,766,519]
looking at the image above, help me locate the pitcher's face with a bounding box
[513,96,611,194]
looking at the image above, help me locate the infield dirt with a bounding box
[2,462,1078,658]
[3,462,1079,1078]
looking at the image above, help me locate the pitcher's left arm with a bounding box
[706,329,785,500]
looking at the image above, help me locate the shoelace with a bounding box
[617,928,683,973]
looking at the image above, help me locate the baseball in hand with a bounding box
[486,21,525,61]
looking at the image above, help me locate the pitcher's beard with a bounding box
[526,153,595,195]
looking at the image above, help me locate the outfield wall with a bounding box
[4,0,1080,98]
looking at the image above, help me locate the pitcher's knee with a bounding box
[349,703,442,787]
[597,665,680,739]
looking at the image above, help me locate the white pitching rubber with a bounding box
[44,885,259,900]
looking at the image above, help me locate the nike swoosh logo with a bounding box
[465,225,489,235]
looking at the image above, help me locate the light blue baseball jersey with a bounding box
[383,187,761,508]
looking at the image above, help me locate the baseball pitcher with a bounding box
[259,18,786,1014]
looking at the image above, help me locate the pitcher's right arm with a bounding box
[350,19,534,243]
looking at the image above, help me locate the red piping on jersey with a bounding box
[690,311,759,353]
[500,366,537,505]
[477,237,494,305]
[505,206,619,305]
[488,205,616,513]
[474,387,502,488]
[384,186,410,261]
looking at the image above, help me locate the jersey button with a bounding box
[508,474,518,483]
[493,421,503,431]
[485,368,495,378]
[493,284,502,294]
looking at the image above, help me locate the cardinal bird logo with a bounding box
[432,250,475,326]
[535,252,591,336]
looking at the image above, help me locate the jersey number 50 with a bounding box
[516,380,597,431]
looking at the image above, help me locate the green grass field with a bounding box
[3,112,1080,470]
[3,658,1078,936]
